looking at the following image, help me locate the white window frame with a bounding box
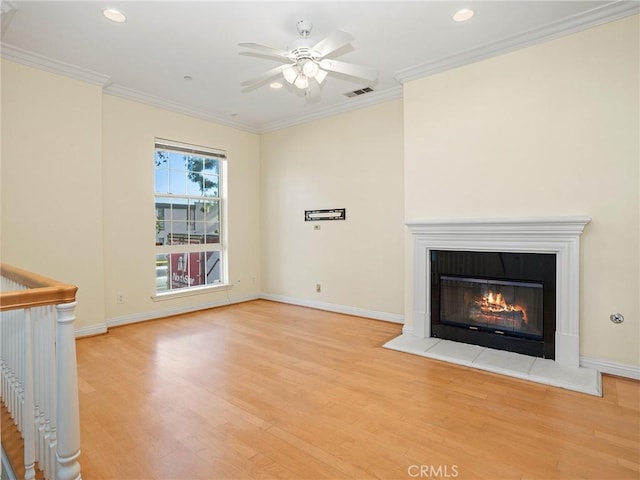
[153,138,228,298]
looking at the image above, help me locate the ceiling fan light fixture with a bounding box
[283,66,298,84]
[301,60,319,78]
[294,74,309,90]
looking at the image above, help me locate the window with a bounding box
[154,139,226,294]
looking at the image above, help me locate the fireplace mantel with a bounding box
[385,216,600,395]
[406,216,590,367]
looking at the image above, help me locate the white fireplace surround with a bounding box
[384,216,601,395]
[407,216,591,368]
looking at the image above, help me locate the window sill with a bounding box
[151,283,232,302]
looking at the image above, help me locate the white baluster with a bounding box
[17,310,24,433]
[1,312,4,400]
[6,311,12,416]
[47,305,57,479]
[55,302,82,480]
[42,307,51,477]
[1,312,7,414]
[9,312,18,420]
[0,311,4,401]
[33,307,41,469]
[36,308,45,475]
[37,306,47,477]
[1,311,8,413]
[1,312,5,409]
[23,308,36,480]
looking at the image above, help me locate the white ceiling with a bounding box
[1,1,638,133]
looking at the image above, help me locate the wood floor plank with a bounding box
[74,300,640,479]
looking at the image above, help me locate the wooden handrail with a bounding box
[0,264,77,311]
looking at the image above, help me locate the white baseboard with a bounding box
[580,356,640,380]
[105,294,260,329]
[260,293,404,324]
[75,323,108,338]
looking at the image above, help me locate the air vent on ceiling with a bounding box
[344,87,374,98]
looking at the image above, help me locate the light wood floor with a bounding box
[74,300,639,479]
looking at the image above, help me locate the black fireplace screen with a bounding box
[440,276,544,339]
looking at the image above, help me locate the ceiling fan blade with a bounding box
[311,30,354,58]
[319,59,377,82]
[238,42,291,60]
[241,64,290,88]
[239,51,295,65]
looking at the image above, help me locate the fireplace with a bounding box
[404,216,591,368]
[430,250,556,358]
[385,217,600,395]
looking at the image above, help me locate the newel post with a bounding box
[55,302,82,480]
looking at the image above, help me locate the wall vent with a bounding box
[344,87,374,98]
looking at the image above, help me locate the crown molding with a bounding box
[103,84,261,134]
[1,42,111,86]
[257,85,403,134]
[395,0,640,84]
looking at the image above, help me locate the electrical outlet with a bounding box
[315,283,321,293]
[117,293,125,304]
[610,313,624,324]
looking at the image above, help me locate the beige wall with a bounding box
[102,95,261,322]
[260,100,404,318]
[404,16,639,366]
[1,61,105,330]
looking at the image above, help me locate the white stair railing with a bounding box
[0,264,81,480]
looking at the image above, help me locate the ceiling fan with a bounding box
[239,20,377,97]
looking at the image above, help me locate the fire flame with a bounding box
[478,290,528,323]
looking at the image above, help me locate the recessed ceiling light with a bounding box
[453,8,474,22]
[103,8,126,23]
[269,81,283,89]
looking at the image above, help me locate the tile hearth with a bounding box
[384,334,601,396]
